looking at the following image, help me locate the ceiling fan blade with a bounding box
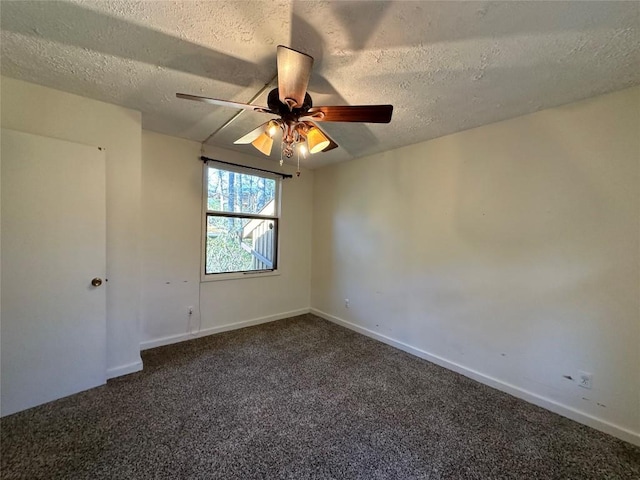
[322,137,339,152]
[234,122,270,144]
[176,93,274,114]
[277,45,314,108]
[303,121,339,153]
[303,105,393,123]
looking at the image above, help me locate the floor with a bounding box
[1,314,639,479]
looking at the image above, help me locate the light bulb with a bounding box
[267,120,278,137]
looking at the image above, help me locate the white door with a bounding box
[1,128,107,416]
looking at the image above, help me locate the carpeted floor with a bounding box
[1,314,639,479]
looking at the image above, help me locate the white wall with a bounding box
[4,75,637,445]
[0,78,313,375]
[311,86,640,445]
[1,77,143,377]
[140,131,313,348]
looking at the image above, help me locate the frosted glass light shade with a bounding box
[252,133,274,156]
[307,127,330,154]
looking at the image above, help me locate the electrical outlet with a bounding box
[345,299,350,308]
[578,371,592,389]
[187,306,194,315]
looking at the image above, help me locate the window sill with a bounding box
[200,270,280,283]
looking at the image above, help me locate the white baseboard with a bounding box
[140,308,311,351]
[106,359,143,379]
[310,308,640,447]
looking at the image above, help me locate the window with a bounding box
[202,163,280,280]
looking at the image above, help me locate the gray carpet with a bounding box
[1,314,639,479]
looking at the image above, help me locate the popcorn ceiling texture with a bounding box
[1,1,639,168]
[2,315,639,479]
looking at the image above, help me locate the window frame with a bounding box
[201,162,281,282]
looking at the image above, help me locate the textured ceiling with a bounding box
[2,1,639,169]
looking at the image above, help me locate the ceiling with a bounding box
[2,1,639,169]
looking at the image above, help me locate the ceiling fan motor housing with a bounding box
[267,88,312,119]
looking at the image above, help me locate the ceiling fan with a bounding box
[177,45,393,161]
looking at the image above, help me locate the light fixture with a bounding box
[306,126,330,154]
[248,120,330,162]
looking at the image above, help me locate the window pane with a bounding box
[205,215,276,274]
[207,167,276,215]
